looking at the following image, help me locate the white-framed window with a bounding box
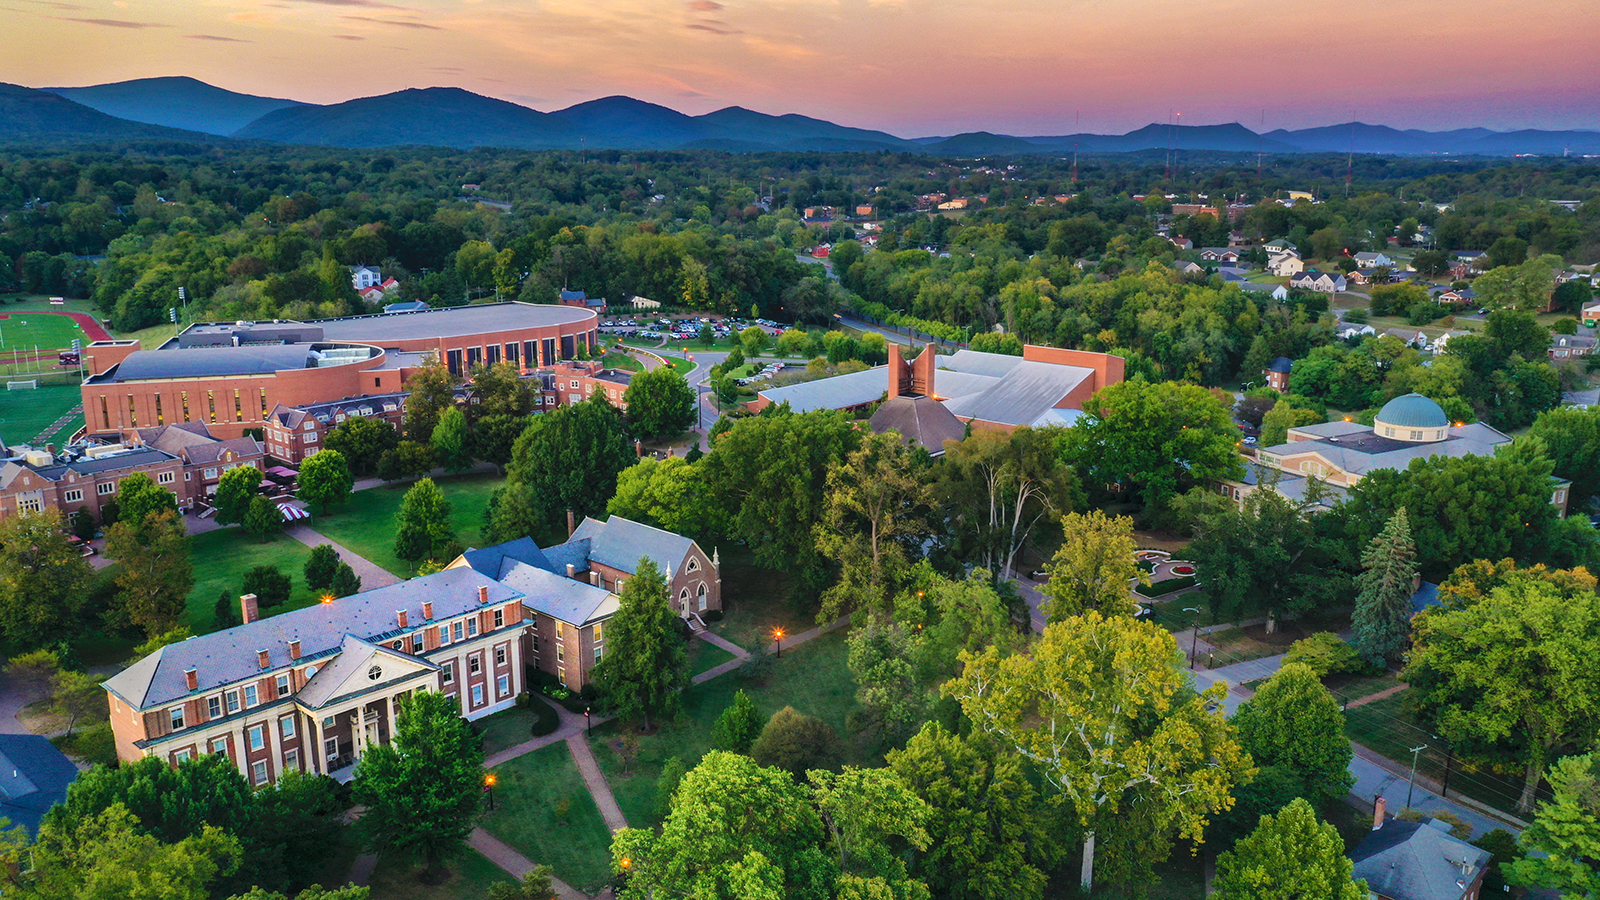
[555,621,565,639]
[495,645,507,666]
[556,643,565,663]
[697,583,708,611]
[157,471,175,485]
[251,760,268,786]
[592,622,603,644]
[210,737,229,755]
[497,674,510,698]
[467,619,478,638]
[438,624,449,645]
[557,666,566,687]
[305,433,317,443]
[226,691,240,714]
[169,706,185,730]
[686,557,699,573]
[19,498,41,513]
[1410,430,1423,441]
[97,481,116,495]
[442,664,454,684]
[324,736,337,761]
[64,489,83,502]
[203,467,218,479]
[280,715,296,739]
[452,622,463,642]
[276,674,290,697]
[284,748,299,771]
[470,684,484,707]
[243,685,258,708]
[174,748,191,764]
[208,696,222,719]
[412,634,425,653]
[493,608,505,629]
[570,380,580,389]
[469,654,482,675]
[304,422,314,431]
[249,725,266,751]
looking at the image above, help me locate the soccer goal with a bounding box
[6,380,38,390]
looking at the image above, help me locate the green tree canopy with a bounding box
[114,471,177,528]
[1189,482,1337,625]
[936,426,1081,580]
[303,544,340,591]
[606,456,718,540]
[324,417,399,476]
[352,690,484,881]
[710,689,766,755]
[1350,507,1419,666]
[590,556,687,731]
[103,508,193,637]
[0,510,93,647]
[429,405,473,473]
[750,706,844,779]
[1231,662,1354,809]
[816,431,935,621]
[491,394,634,542]
[1212,798,1366,900]
[623,366,696,441]
[213,466,263,526]
[401,361,456,442]
[393,477,457,567]
[1039,509,1146,621]
[297,449,354,516]
[1528,404,1600,511]
[1510,751,1600,898]
[1258,397,1323,448]
[243,494,286,541]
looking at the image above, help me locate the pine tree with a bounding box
[709,689,766,754]
[1350,507,1418,667]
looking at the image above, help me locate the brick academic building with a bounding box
[81,303,599,439]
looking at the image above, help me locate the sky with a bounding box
[3,0,1598,137]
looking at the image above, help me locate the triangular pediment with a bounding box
[297,635,436,710]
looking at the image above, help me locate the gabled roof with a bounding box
[1266,357,1294,374]
[494,561,617,627]
[568,515,695,580]
[1350,818,1488,900]
[0,734,78,837]
[456,536,552,578]
[870,395,967,456]
[296,635,436,710]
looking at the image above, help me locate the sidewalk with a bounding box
[567,735,628,832]
[283,522,400,589]
[468,828,588,900]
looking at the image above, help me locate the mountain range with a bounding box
[8,77,1600,158]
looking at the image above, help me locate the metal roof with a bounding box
[95,344,321,382]
[1376,393,1450,429]
[754,367,886,413]
[942,358,1094,428]
[569,516,695,581]
[317,302,594,342]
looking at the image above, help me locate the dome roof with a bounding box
[1376,393,1449,429]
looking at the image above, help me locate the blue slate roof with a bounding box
[568,516,694,579]
[0,734,78,837]
[1350,818,1488,900]
[1266,356,1293,374]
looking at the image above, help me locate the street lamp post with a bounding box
[484,773,497,811]
[1183,607,1201,669]
[773,628,784,658]
[585,706,591,737]
[1405,744,1428,810]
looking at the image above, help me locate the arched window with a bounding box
[678,587,690,611]
[696,582,708,612]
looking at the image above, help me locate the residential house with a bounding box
[1349,801,1489,900]
[0,734,78,836]
[1434,287,1476,306]
[567,515,721,621]
[349,265,382,290]
[1199,247,1240,263]
[1383,328,1428,348]
[1582,302,1600,326]
[1173,261,1204,276]
[1353,251,1395,267]
[1335,322,1377,340]
[1263,357,1293,392]
[558,289,607,314]
[1428,330,1471,353]
[1348,267,1393,286]
[1448,252,1486,280]
[1289,271,1348,294]
[1168,236,1194,251]
[1269,254,1305,277]
[1550,332,1597,360]
[1263,239,1298,257]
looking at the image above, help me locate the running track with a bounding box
[0,310,112,342]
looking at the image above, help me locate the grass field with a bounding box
[706,551,811,650]
[182,528,321,634]
[367,847,512,900]
[311,472,504,577]
[481,743,616,893]
[586,629,857,831]
[0,383,84,443]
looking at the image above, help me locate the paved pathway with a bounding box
[468,828,587,900]
[283,522,400,589]
[346,852,378,887]
[567,734,628,832]
[1345,682,1409,709]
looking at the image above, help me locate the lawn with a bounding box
[599,351,641,372]
[183,528,320,634]
[481,743,616,893]
[1343,690,1532,816]
[473,705,557,757]
[311,472,504,577]
[367,847,512,900]
[586,628,857,831]
[1203,622,1305,667]
[0,382,83,443]
[687,635,737,675]
[706,551,810,650]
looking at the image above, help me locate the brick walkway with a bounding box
[468,828,587,900]
[283,523,400,589]
[567,735,628,832]
[1345,682,1409,709]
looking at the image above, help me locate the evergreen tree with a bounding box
[1351,507,1418,667]
[590,557,687,731]
[710,689,766,754]
[430,406,473,473]
[330,562,361,598]
[303,544,341,591]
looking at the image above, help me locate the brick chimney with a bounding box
[478,585,490,605]
[1372,796,1387,831]
[184,668,198,691]
[240,593,259,625]
[288,639,301,661]
[396,609,408,629]
[256,649,270,669]
[566,508,576,538]
[422,600,434,620]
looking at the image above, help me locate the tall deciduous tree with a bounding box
[937,427,1080,580]
[1509,751,1600,898]
[846,616,925,747]
[750,706,844,779]
[815,431,934,620]
[401,361,456,442]
[1060,379,1244,516]
[1231,662,1354,808]
[1258,397,1323,448]
[492,394,634,542]
[942,611,1250,893]
[468,414,527,475]
[623,366,696,441]
[1211,798,1366,900]
[104,508,193,637]
[114,471,177,527]
[591,557,687,732]
[610,751,833,900]
[1528,404,1600,512]
[213,466,263,526]
[303,544,340,591]
[1188,482,1334,627]
[243,494,285,541]
[297,449,354,516]
[1039,509,1146,621]
[352,690,484,881]
[809,767,930,892]
[393,477,456,567]
[607,456,718,540]
[0,510,93,646]
[468,361,535,421]
[324,417,399,476]
[429,406,473,473]
[1350,507,1418,666]
[29,804,242,900]
[887,724,1059,900]
[1404,579,1600,813]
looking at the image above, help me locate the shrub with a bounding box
[215,590,241,629]
[242,565,292,609]
[1134,575,1198,597]
[750,706,842,778]
[702,609,723,623]
[523,692,561,738]
[1283,632,1372,677]
[69,508,97,541]
[655,756,686,819]
[330,561,361,598]
[303,544,340,591]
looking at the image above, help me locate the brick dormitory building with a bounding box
[103,515,719,785]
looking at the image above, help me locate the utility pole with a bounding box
[1405,744,1428,809]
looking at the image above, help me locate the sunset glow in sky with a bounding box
[4,0,1598,136]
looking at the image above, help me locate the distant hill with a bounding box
[693,107,914,151]
[0,82,210,142]
[1463,129,1600,156]
[234,87,579,149]
[551,96,707,149]
[44,76,302,137]
[923,132,1044,156]
[1267,122,1433,155]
